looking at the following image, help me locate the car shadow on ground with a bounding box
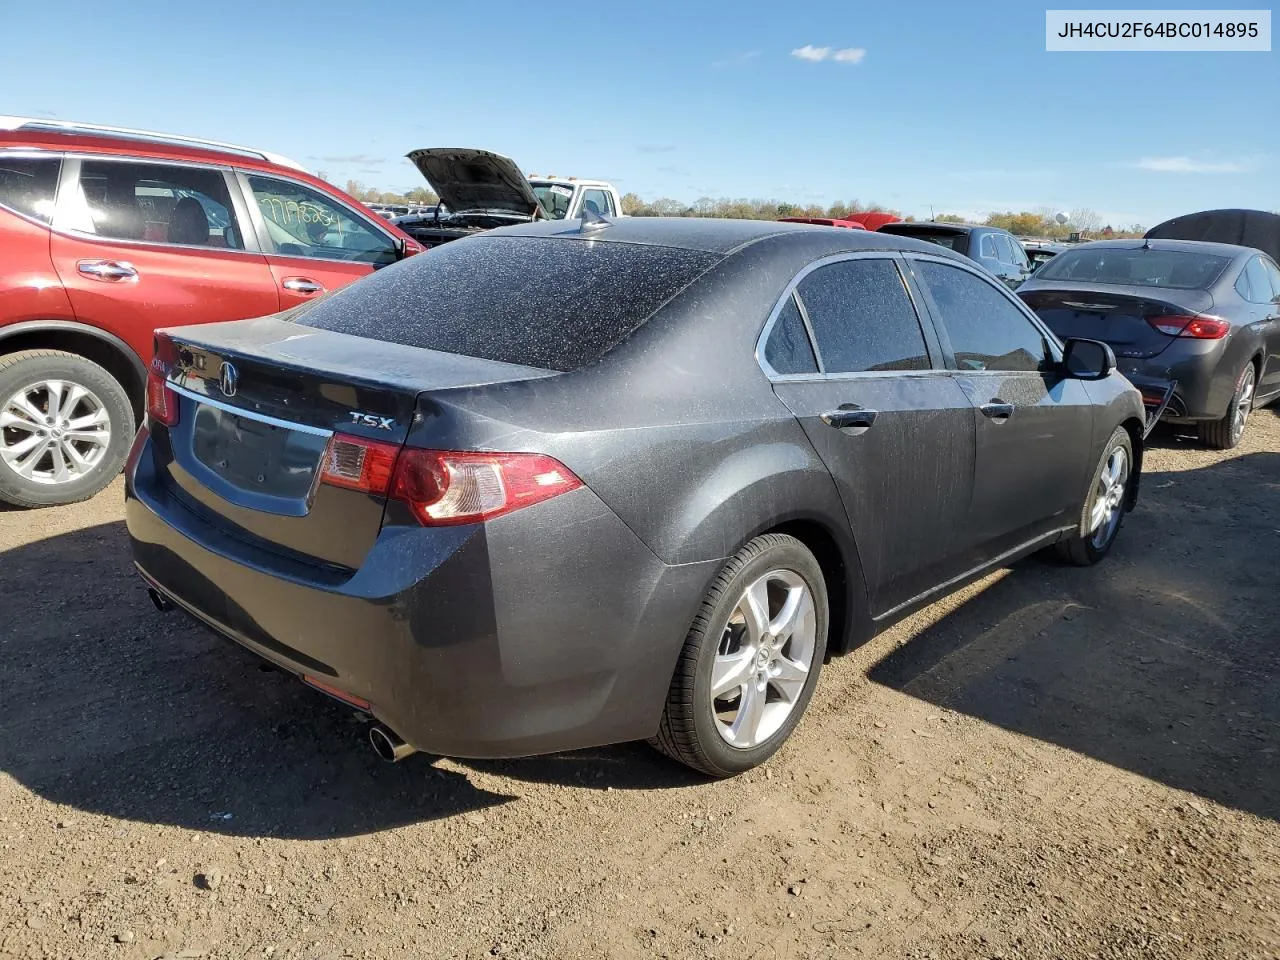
[869,451,1280,823]
[0,520,698,840]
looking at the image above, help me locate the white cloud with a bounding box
[1136,156,1250,174]
[791,45,865,64]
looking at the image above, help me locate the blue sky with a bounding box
[3,0,1275,227]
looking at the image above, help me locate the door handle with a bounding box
[282,277,325,294]
[77,259,138,282]
[980,400,1015,422]
[821,405,878,434]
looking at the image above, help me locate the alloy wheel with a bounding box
[1231,367,1255,443]
[709,569,818,749]
[0,379,113,485]
[1088,445,1129,550]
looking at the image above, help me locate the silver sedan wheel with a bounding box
[1231,367,1255,442]
[0,379,112,485]
[710,569,818,749]
[1088,445,1129,550]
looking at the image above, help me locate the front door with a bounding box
[909,256,1095,562]
[764,255,977,617]
[49,157,280,362]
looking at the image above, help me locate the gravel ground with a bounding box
[1,410,1277,960]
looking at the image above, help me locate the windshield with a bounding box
[530,182,573,219]
[1036,247,1231,289]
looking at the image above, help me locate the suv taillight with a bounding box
[318,435,582,525]
[146,333,179,427]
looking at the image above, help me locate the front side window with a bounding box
[580,189,615,217]
[1262,258,1280,302]
[246,174,397,265]
[68,160,242,248]
[763,294,818,375]
[916,260,1048,373]
[0,156,61,223]
[796,259,931,374]
[1239,256,1277,304]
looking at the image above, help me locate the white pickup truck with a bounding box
[393,148,624,248]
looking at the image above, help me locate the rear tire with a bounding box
[650,534,828,777]
[0,350,135,508]
[1054,426,1133,567]
[1198,362,1255,450]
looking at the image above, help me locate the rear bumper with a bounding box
[1118,345,1233,422]
[125,430,720,759]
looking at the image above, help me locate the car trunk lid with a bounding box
[150,316,556,571]
[1018,285,1215,360]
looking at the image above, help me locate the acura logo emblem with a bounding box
[219,361,239,398]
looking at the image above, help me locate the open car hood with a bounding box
[1146,209,1280,263]
[406,147,542,219]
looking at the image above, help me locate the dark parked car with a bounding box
[1019,239,1280,449]
[126,218,1143,777]
[1023,241,1069,271]
[877,221,1032,289]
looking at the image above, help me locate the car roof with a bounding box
[1056,238,1253,259]
[491,215,971,259]
[527,175,612,187]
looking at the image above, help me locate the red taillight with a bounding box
[146,333,179,427]
[1146,314,1230,339]
[318,435,583,525]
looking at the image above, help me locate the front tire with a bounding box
[0,350,135,508]
[1198,362,1255,450]
[1054,425,1133,567]
[650,534,829,777]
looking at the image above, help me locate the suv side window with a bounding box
[979,233,998,259]
[580,189,615,217]
[796,258,931,373]
[0,156,61,223]
[998,234,1029,269]
[68,160,243,248]
[916,260,1048,372]
[763,294,818,375]
[245,174,397,265]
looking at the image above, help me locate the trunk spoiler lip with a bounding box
[1141,380,1177,440]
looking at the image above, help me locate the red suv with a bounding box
[0,117,422,507]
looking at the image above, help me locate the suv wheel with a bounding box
[0,350,135,508]
[650,534,828,777]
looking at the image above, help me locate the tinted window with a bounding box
[246,174,397,265]
[294,236,719,372]
[979,234,998,259]
[764,295,818,374]
[0,156,60,223]
[917,261,1047,372]
[1240,257,1276,304]
[881,226,966,251]
[581,189,615,216]
[796,259,930,373]
[1263,258,1280,302]
[68,160,243,248]
[1036,247,1229,289]
[997,234,1028,268]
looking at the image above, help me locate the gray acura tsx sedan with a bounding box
[125,216,1144,777]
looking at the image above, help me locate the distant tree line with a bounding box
[319,173,1146,238]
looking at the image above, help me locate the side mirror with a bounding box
[1061,337,1115,380]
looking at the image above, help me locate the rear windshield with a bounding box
[1036,247,1230,289]
[881,227,966,251]
[292,235,720,371]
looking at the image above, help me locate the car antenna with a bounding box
[578,206,612,234]
[1142,236,1150,249]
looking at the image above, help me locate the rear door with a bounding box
[909,255,1095,562]
[48,156,280,361]
[236,171,401,309]
[764,254,977,618]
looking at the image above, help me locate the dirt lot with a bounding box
[1,412,1277,960]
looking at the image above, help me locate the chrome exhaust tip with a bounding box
[369,725,417,763]
[147,587,172,613]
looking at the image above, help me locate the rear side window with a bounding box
[796,259,931,373]
[916,260,1047,372]
[294,236,720,372]
[763,295,818,375]
[0,156,61,223]
[1036,247,1229,289]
